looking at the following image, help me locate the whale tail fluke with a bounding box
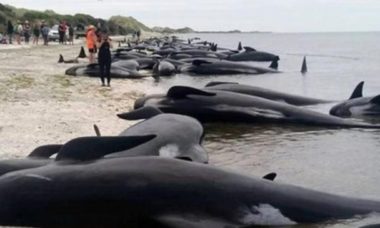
[78,46,87,58]
[301,56,307,74]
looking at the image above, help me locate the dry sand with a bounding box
[0,39,163,159]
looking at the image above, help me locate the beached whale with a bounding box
[205,81,332,105]
[0,144,62,176]
[152,60,177,77]
[134,86,380,128]
[179,59,279,75]
[0,157,379,227]
[330,81,380,117]
[227,46,280,62]
[113,106,208,163]
[65,63,146,79]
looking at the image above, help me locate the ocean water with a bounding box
[148,32,380,227]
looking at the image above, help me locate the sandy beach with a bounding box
[0,38,162,159]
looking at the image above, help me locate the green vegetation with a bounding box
[109,15,151,34]
[0,3,194,35]
[152,26,194,34]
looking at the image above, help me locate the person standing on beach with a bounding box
[68,24,74,45]
[41,21,50,46]
[6,20,13,44]
[32,21,40,45]
[136,30,141,42]
[98,33,112,87]
[58,21,67,44]
[15,21,23,45]
[23,21,31,44]
[86,25,97,64]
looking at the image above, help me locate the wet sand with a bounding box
[0,38,162,159]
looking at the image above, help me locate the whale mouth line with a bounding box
[24,174,52,182]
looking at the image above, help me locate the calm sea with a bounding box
[148,32,380,227]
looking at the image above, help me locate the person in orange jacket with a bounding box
[86,25,97,63]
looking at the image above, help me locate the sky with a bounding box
[2,0,380,32]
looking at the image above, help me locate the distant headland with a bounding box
[0,3,269,35]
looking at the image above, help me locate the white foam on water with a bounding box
[159,144,180,158]
[243,204,297,226]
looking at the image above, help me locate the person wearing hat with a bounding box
[23,20,31,44]
[86,25,97,63]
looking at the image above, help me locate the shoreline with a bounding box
[0,39,160,158]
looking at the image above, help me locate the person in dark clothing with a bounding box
[23,21,32,44]
[68,24,74,45]
[58,21,67,44]
[98,33,112,87]
[32,22,40,45]
[7,20,14,44]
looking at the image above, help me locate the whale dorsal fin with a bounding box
[167,86,216,99]
[349,81,364,99]
[192,60,213,66]
[58,54,64,63]
[205,81,239,87]
[244,46,256,52]
[56,135,156,162]
[370,95,380,104]
[262,172,277,181]
[238,41,243,51]
[117,106,163,120]
[28,144,63,158]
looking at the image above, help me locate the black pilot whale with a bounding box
[205,81,332,105]
[134,85,380,128]
[330,81,380,117]
[111,106,208,163]
[0,157,379,227]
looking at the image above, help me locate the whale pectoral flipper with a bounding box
[55,135,156,162]
[262,172,277,181]
[205,81,239,87]
[370,95,380,104]
[167,86,216,99]
[117,106,163,120]
[349,81,364,99]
